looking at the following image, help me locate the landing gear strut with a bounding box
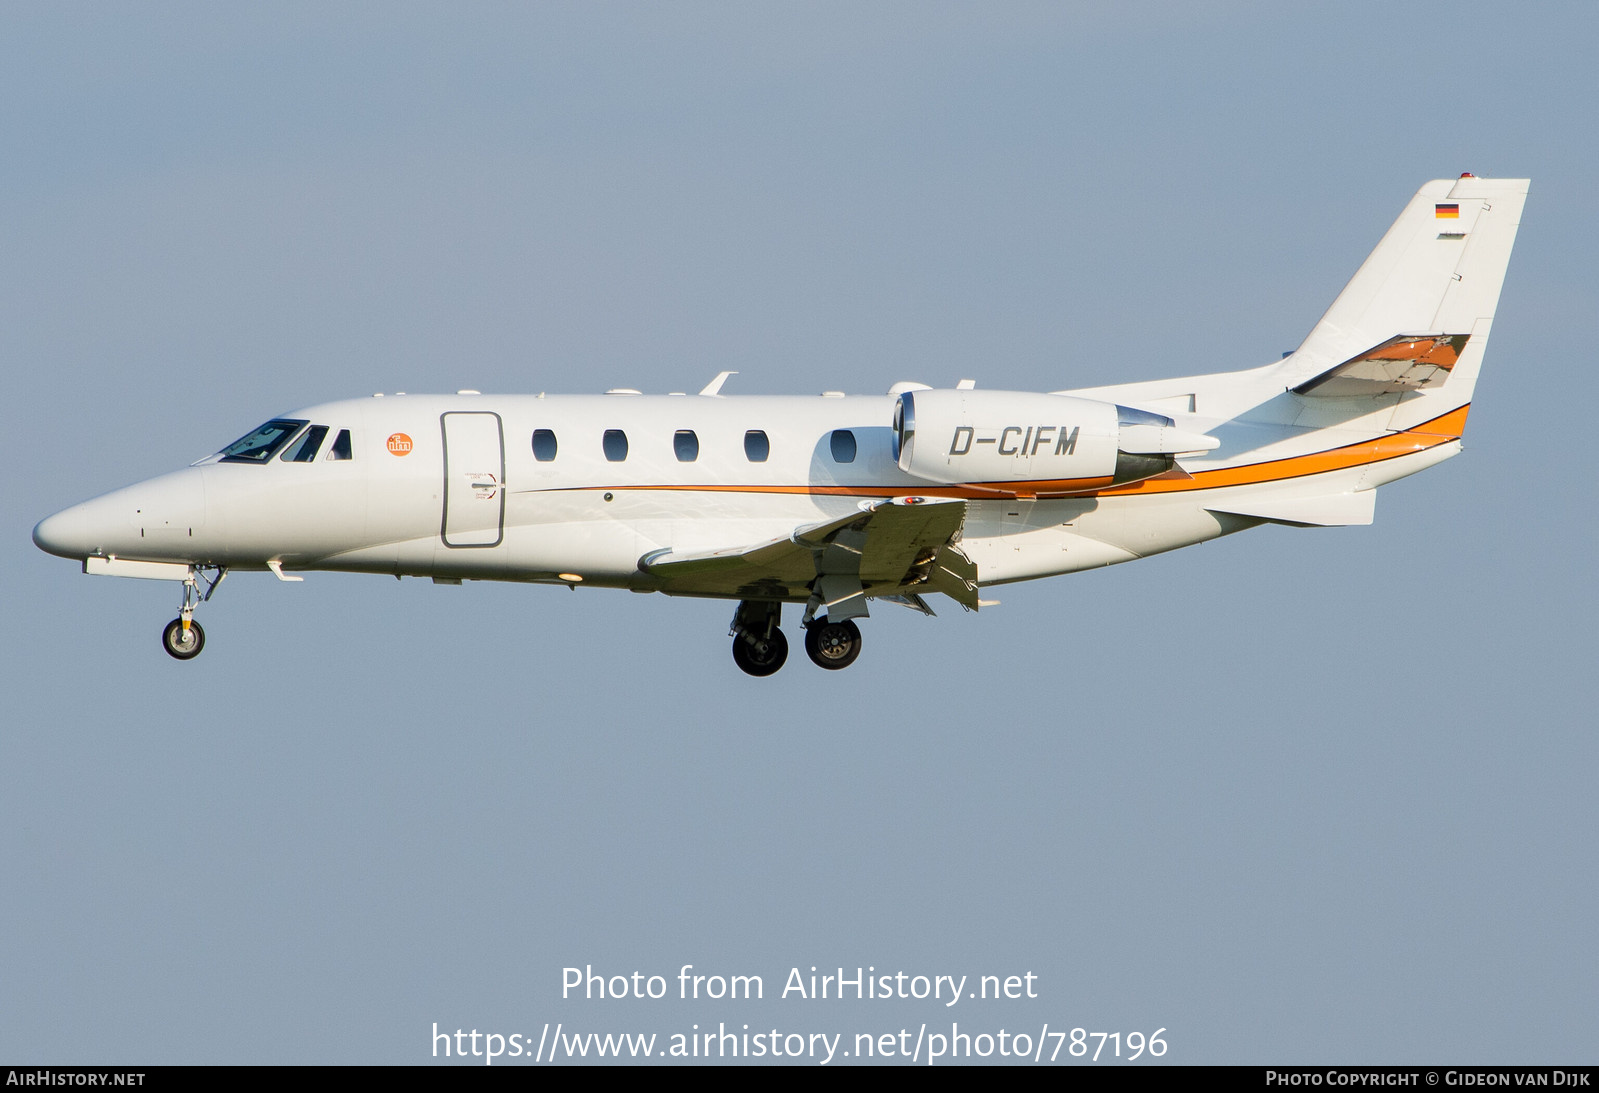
[804,617,862,670]
[730,600,787,676]
[162,566,225,661]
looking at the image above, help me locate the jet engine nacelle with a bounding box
[893,389,1218,491]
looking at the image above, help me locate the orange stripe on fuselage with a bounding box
[1094,403,1469,497]
[553,404,1470,503]
[605,477,1117,500]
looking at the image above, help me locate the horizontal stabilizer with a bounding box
[1206,490,1375,527]
[1293,333,1469,397]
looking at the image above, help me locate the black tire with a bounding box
[731,626,788,677]
[162,618,206,660]
[804,618,861,670]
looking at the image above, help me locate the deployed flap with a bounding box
[843,497,967,582]
[1206,490,1375,527]
[638,496,974,603]
[1293,333,1470,397]
[924,541,980,609]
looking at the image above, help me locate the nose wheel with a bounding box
[804,618,862,670]
[162,618,206,660]
[159,565,224,661]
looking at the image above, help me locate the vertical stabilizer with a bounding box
[1277,176,1528,425]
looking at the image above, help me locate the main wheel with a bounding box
[804,618,862,670]
[731,626,788,677]
[162,618,206,660]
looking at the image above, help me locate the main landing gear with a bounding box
[804,618,862,670]
[729,600,865,676]
[161,566,225,661]
[730,600,788,676]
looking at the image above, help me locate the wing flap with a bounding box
[639,496,975,606]
[852,498,967,581]
[638,505,887,582]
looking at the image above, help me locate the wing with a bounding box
[638,496,980,615]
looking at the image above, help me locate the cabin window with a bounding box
[829,429,857,463]
[744,430,769,462]
[219,419,308,464]
[327,429,353,461]
[281,425,329,462]
[674,430,699,462]
[532,429,558,461]
[603,429,629,462]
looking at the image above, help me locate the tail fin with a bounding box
[1277,176,1528,427]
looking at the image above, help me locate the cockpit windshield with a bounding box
[219,419,308,463]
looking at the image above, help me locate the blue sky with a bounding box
[3,1,1595,1064]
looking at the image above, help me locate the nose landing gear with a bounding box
[161,566,225,661]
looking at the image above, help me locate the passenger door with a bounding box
[440,412,505,548]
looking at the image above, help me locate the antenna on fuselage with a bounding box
[699,371,737,397]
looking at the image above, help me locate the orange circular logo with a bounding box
[387,433,413,456]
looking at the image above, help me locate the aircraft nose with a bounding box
[33,469,208,561]
[33,503,103,560]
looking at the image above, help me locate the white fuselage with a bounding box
[33,388,1460,598]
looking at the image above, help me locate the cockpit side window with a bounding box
[219,419,308,464]
[281,425,330,462]
[327,429,353,461]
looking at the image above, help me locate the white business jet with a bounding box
[34,175,1526,674]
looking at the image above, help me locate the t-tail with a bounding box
[1067,175,1529,532]
[1274,174,1530,433]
